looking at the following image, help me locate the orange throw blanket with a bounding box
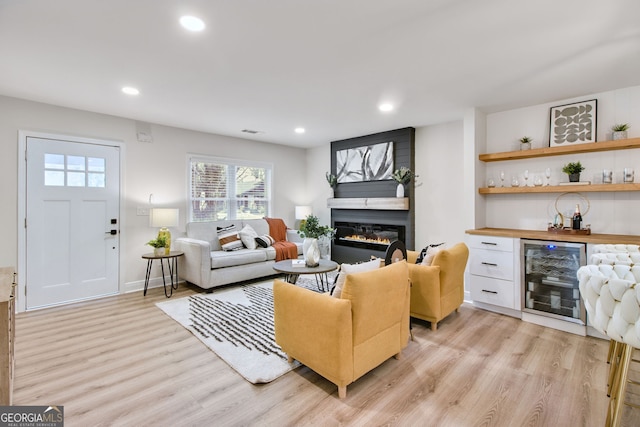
[265,217,298,261]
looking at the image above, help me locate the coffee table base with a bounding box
[281,272,331,293]
[272,259,338,293]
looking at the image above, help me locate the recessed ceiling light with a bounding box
[378,103,394,112]
[122,86,139,96]
[180,16,205,32]
[295,127,306,134]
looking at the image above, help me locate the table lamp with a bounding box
[295,205,312,230]
[150,208,179,255]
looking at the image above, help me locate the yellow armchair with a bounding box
[274,260,410,398]
[407,242,469,331]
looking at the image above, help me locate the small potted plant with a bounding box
[612,123,630,140]
[391,167,416,198]
[562,161,585,183]
[147,235,168,256]
[519,136,532,150]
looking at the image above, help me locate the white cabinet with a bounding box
[467,235,520,315]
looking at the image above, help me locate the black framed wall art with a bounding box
[549,99,597,147]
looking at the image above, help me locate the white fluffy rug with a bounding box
[157,279,299,383]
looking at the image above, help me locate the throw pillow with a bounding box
[331,258,380,298]
[255,234,276,248]
[422,243,446,266]
[217,225,243,251]
[238,224,259,250]
[416,242,445,265]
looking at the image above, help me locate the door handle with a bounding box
[482,289,498,294]
[105,230,117,235]
[481,262,498,267]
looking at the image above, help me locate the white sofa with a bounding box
[174,219,303,290]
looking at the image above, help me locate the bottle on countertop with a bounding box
[572,204,582,230]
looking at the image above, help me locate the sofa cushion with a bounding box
[210,248,268,269]
[238,224,259,250]
[242,219,270,237]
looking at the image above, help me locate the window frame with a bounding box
[187,154,273,222]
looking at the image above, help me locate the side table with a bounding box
[142,251,184,298]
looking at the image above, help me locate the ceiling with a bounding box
[1,0,639,148]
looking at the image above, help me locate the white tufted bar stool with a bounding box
[577,252,640,426]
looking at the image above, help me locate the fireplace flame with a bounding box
[341,234,391,245]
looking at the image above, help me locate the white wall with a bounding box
[414,121,467,249]
[304,144,332,227]
[0,95,307,295]
[483,85,640,234]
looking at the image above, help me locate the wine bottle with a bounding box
[572,204,582,230]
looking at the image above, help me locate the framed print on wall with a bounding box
[549,99,597,147]
[336,141,394,183]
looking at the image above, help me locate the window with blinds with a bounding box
[189,156,272,222]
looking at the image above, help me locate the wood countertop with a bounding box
[466,227,640,245]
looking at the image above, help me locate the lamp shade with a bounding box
[295,205,312,220]
[149,208,179,228]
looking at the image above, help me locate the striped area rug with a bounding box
[156,279,307,384]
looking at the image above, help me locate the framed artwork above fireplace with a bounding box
[336,141,394,183]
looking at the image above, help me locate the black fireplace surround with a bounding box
[330,127,415,264]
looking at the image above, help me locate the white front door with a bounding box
[25,136,120,309]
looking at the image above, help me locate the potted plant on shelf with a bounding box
[519,136,532,150]
[562,161,585,183]
[326,172,337,196]
[391,167,415,198]
[146,235,168,256]
[612,123,630,140]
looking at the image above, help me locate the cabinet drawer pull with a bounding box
[482,289,498,294]
[481,241,498,246]
[481,262,498,267]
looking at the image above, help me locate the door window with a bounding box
[44,153,106,188]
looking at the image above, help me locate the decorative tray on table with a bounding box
[547,226,591,235]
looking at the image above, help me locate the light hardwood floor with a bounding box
[12,282,640,426]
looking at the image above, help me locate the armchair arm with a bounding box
[174,237,211,288]
[273,279,354,384]
[407,263,442,319]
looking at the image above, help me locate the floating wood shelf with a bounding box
[479,183,640,194]
[327,197,409,210]
[478,137,640,162]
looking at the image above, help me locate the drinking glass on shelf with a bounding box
[523,170,529,187]
[511,176,519,187]
[534,175,543,186]
[500,171,505,187]
[487,178,496,188]
[545,168,551,186]
[624,168,635,183]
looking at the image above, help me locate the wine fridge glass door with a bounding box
[521,239,586,324]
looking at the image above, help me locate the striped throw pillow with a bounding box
[255,234,275,248]
[217,225,243,251]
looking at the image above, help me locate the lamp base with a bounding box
[158,227,171,255]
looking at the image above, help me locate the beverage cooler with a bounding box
[521,239,586,324]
